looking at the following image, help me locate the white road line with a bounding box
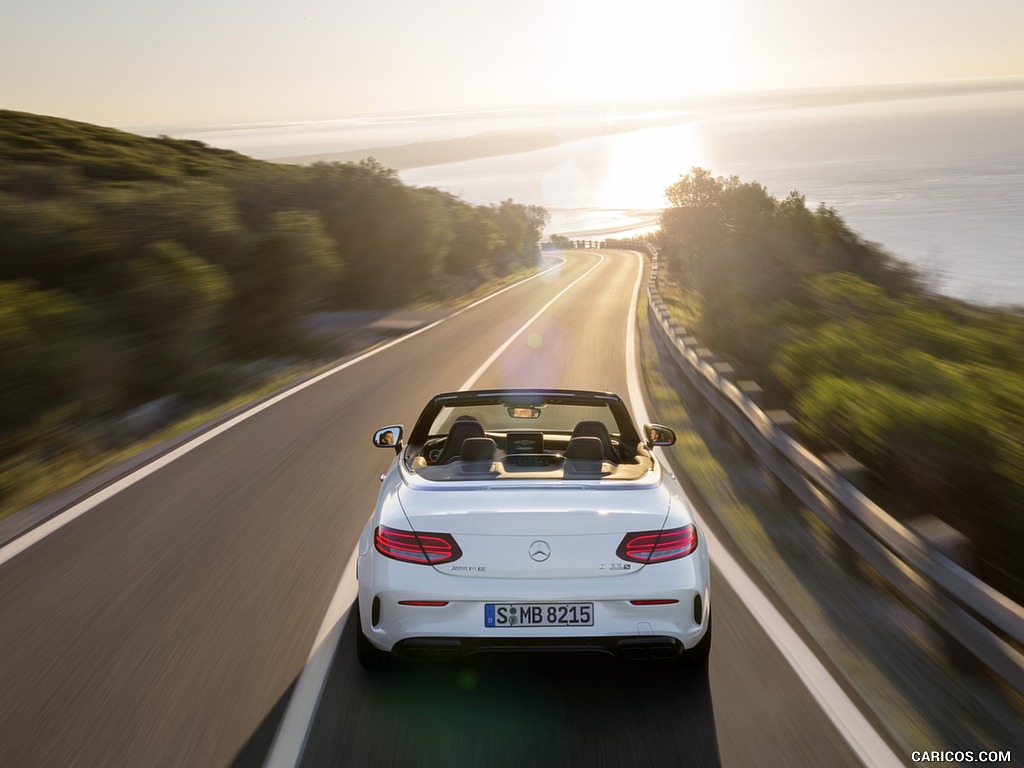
[264,546,358,768]
[623,251,901,768]
[266,250,607,768]
[0,258,566,569]
[459,252,605,390]
[268,248,901,768]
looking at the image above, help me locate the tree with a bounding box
[225,210,341,356]
[0,281,88,442]
[0,192,103,292]
[118,240,232,395]
[488,200,547,273]
[445,206,503,277]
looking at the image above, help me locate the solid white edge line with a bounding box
[623,251,901,768]
[0,257,567,570]
[264,546,359,768]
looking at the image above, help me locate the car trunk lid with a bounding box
[397,484,671,578]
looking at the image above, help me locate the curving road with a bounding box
[0,251,890,767]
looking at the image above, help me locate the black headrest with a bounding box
[460,437,497,463]
[437,418,485,463]
[565,436,604,461]
[572,420,610,439]
[571,421,615,460]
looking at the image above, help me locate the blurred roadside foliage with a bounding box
[0,110,547,507]
[659,168,1024,598]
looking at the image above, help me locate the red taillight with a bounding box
[616,525,697,563]
[374,525,462,565]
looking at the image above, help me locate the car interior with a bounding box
[409,417,655,481]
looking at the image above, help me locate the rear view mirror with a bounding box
[373,425,403,453]
[508,406,542,419]
[643,423,676,448]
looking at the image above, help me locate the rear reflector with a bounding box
[398,600,450,607]
[374,525,463,565]
[617,525,697,563]
[629,599,680,606]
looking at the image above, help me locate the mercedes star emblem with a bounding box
[529,540,551,562]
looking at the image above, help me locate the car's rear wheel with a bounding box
[355,600,397,671]
[680,611,712,668]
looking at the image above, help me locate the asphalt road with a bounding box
[0,251,872,767]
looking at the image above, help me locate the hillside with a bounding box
[657,168,1024,599]
[0,110,261,181]
[0,110,547,516]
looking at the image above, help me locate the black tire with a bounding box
[355,600,397,671]
[680,611,712,669]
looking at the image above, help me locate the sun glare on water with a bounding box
[596,122,710,209]
[538,119,711,238]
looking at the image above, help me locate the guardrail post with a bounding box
[712,362,736,383]
[710,363,744,450]
[762,411,798,501]
[735,381,765,462]
[694,347,715,362]
[737,380,763,408]
[824,452,871,579]
[909,515,983,673]
[765,409,797,438]
[690,350,731,436]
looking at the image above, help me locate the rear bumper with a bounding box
[356,533,712,657]
[394,634,685,662]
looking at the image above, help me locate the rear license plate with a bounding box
[484,603,593,627]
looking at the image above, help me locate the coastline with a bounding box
[268,78,1024,171]
[272,126,566,169]
[249,82,1024,303]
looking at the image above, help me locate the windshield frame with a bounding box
[406,389,642,452]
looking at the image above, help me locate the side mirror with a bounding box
[373,425,403,454]
[643,423,676,448]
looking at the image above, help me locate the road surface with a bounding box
[0,251,889,767]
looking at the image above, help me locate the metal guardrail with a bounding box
[618,241,1024,694]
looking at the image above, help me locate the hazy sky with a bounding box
[3,0,1023,128]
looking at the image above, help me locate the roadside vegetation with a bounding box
[0,109,547,516]
[655,168,1024,600]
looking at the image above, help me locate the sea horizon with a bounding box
[143,80,1024,306]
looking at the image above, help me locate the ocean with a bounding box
[164,89,1024,305]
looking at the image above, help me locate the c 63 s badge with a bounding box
[599,563,631,571]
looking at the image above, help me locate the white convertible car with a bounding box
[356,389,711,669]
